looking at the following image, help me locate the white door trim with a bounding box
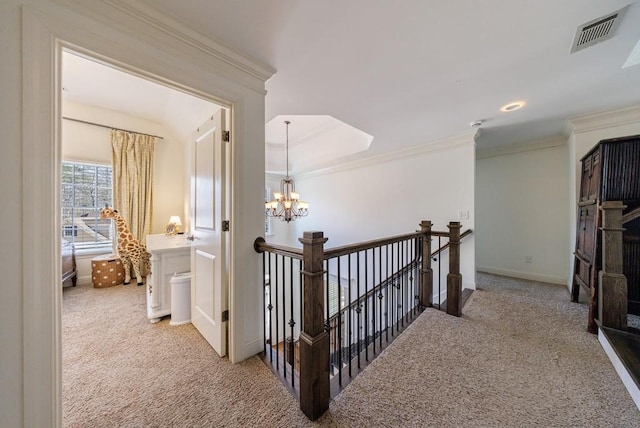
[22,2,272,426]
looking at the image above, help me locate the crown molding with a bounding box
[296,130,477,180]
[266,172,286,180]
[102,0,276,81]
[568,104,640,135]
[476,135,567,159]
[59,0,275,91]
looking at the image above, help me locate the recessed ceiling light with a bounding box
[500,101,525,112]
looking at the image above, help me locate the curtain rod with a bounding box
[62,116,164,140]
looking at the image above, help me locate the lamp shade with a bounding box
[168,215,182,226]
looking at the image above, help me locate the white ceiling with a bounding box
[64,0,640,173]
[62,51,222,143]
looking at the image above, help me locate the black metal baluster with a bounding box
[289,256,295,388]
[396,241,400,331]
[299,259,303,331]
[400,239,405,327]
[356,251,361,369]
[378,244,383,349]
[391,242,396,337]
[281,255,286,380]
[438,237,442,308]
[411,237,421,316]
[392,241,397,332]
[348,253,352,378]
[409,239,414,315]
[372,247,377,355]
[267,253,273,361]
[324,260,335,375]
[418,236,423,311]
[364,249,369,362]
[385,243,390,341]
[325,260,330,331]
[404,239,414,323]
[405,240,415,316]
[263,252,267,354]
[401,239,405,323]
[325,260,331,373]
[274,253,279,370]
[337,257,343,386]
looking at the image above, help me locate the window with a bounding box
[326,276,348,317]
[61,161,113,251]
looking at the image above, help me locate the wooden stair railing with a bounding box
[325,227,474,327]
[254,220,472,421]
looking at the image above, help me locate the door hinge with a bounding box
[222,131,230,142]
[222,310,229,322]
[222,220,230,231]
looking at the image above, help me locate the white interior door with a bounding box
[190,109,228,357]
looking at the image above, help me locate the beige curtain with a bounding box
[111,130,155,244]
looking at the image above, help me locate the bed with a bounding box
[62,239,77,287]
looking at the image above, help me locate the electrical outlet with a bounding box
[458,210,469,220]
[525,256,533,264]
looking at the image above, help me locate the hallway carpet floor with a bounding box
[63,273,639,427]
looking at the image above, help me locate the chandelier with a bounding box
[265,120,309,222]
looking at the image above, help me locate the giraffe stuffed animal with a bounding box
[99,207,151,285]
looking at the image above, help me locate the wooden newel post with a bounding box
[598,201,627,331]
[420,220,433,308]
[298,231,330,420]
[446,221,462,317]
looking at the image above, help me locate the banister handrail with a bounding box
[255,229,473,265]
[255,228,472,269]
[326,228,473,324]
[323,231,424,259]
[431,229,473,258]
[255,231,427,260]
[253,229,472,260]
[254,237,304,260]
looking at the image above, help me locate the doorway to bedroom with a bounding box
[60,48,228,422]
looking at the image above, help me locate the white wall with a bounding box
[62,101,187,284]
[476,140,570,284]
[474,105,640,291]
[287,134,476,291]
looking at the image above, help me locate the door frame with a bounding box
[22,2,273,426]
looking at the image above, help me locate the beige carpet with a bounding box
[63,273,639,427]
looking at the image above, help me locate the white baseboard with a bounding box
[76,275,92,286]
[598,328,640,411]
[476,266,566,285]
[432,290,447,307]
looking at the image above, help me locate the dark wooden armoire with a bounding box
[572,134,640,332]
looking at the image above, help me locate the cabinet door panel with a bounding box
[580,156,592,201]
[588,151,600,201]
[584,207,596,257]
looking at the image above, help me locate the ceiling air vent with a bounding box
[570,5,628,53]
